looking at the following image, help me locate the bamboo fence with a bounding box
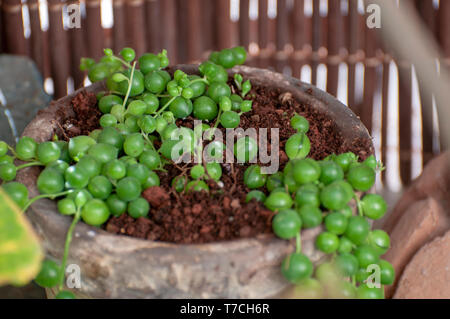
[0,0,449,188]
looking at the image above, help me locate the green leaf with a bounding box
[74,191,88,209]
[111,73,129,83]
[0,188,43,286]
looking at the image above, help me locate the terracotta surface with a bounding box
[383,198,450,298]
[381,151,450,298]
[16,65,373,298]
[394,230,450,299]
[382,152,450,234]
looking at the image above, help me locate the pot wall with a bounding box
[17,66,373,298]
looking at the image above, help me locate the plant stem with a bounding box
[140,134,166,171]
[300,132,305,144]
[110,55,132,69]
[354,193,364,217]
[234,80,242,91]
[193,123,204,165]
[122,61,137,110]
[296,133,306,158]
[376,161,386,172]
[109,179,117,187]
[154,96,177,117]
[16,161,43,170]
[296,232,302,253]
[23,190,73,212]
[7,145,19,158]
[189,76,209,86]
[141,133,157,151]
[58,207,81,291]
[207,109,222,140]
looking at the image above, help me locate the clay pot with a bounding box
[17,65,373,298]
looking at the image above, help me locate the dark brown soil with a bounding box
[56,82,372,244]
[105,155,276,243]
[55,90,101,139]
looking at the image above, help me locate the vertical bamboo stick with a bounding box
[291,0,306,79]
[258,0,270,68]
[321,3,328,52]
[69,27,86,88]
[175,0,188,63]
[85,0,103,60]
[0,0,3,53]
[186,0,202,62]
[361,27,377,135]
[275,0,288,72]
[68,0,86,88]
[41,26,51,79]
[347,0,358,111]
[2,0,27,55]
[416,0,437,38]
[380,57,390,183]
[348,0,365,114]
[326,0,343,97]
[201,0,214,54]
[268,11,276,53]
[396,0,414,184]
[215,0,232,50]
[417,70,435,165]
[239,0,250,48]
[438,0,449,154]
[28,0,45,75]
[311,0,321,85]
[415,0,437,165]
[304,0,313,78]
[247,12,258,67]
[160,0,177,64]
[125,0,146,57]
[113,0,126,52]
[48,0,70,97]
[439,0,450,58]
[239,0,250,62]
[377,20,393,183]
[145,0,160,53]
[398,63,412,184]
[103,18,113,50]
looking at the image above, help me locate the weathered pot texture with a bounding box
[17,65,373,298]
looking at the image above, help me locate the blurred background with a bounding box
[0,0,449,298]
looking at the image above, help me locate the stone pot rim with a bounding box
[17,65,373,298]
